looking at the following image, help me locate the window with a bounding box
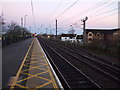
[89,33,92,36]
[89,38,92,41]
[97,33,100,36]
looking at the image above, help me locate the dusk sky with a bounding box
[1,0,119,34]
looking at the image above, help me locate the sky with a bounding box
[1,0,119,34]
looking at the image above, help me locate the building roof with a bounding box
[76,35,83,39]
[85,28,120,34]
[61,34,76,37]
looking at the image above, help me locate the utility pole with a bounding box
[81,16,88,44]
[50,29,52,35]
[21,18,23,37]
[46,28,47,34]
[29,26,32,36]
[56,19,57,39]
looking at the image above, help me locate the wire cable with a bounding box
[47,0,79,29]
[74,0,112,19]
[73,0,116,24]
[88,11,120,24]
[56,0,80,19]
[93,6,120,17]
[89,0,119,16]
[48,0,63,21]
[47,0,63,26]
[62,0,112,27]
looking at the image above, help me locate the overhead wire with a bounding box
[47,0,118,34]
[61,0,113,27]
[55,0,80,19]
[48,0,109,29]
[46,0,63,28]
[47,0,63,22]
[73,0,117,25]
[89,0,119,16]
[72,0,112,20]
[87,11,120,24]
[47,0,80,31]
[92,6,120,17]
[59,0,118,31]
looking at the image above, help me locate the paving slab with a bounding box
[9,38,62,89]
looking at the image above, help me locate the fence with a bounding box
[2,35,32,47]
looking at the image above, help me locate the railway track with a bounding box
[52,39,120,69]
[38,38,101,89]
[63,42,120,69]
[38,37,120,88]
[47,40,120,81]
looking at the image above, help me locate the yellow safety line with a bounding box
[10,38,59,89]
[21,65,46,72]
[23,62,46,67]
[25,59,31,62]
[36,76,51,82]
[45,60,58,89]
[29,63,47,68]
[23,63,30,67]
[30,60,45,64]
[17,71,50,83]
[40,60,46,61]
[10,38,34,89]
[36,81,52,88]
[24,61,30,63]
[37,39,58,89]
[24,71,51,81]
[29,61,39,64]
[21,66,47,73]
[15,84,28,88]
[31,57,40,59]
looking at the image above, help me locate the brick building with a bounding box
[84,28,120,44]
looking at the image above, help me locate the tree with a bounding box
[68,25,75,34]
[7,22,17,31]
[7,22,30,37]
[0,13,5,26]
[0,13,6,33]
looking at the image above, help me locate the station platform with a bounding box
[10,38,63,89]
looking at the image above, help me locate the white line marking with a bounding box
[36,38,64,89]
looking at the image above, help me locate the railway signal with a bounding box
[81,16,88,44]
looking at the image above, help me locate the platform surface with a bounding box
[10,38,62,89]
[2,38,33,88]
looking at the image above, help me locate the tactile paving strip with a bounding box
[10,38,58,89]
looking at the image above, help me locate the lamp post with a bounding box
[24,15,27,28]
[24,15,27,38]
[21,18,23,37]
